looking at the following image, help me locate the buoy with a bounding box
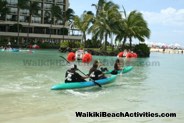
[28,45,32,49]
[126,53,132,58]
[82,53,92,63]
[132,53,137,58]
[126,53,138,58]
[117,52,124,57]
[32,44,40,49]
[67,52,75,62]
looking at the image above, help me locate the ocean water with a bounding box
[0,50,184,123]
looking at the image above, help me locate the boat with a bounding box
[51,75,117,90]
[75,50,85,60]
[105,66,133,74]
[0,48,34,53]
[0,48,19,52]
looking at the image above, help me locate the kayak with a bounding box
[0,49,19,52]
[51,75,117,90]
[105,66,133,74]
[0,49,34,53]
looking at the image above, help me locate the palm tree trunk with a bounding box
[104,33,108,51]
[110,34,114,51]
[70,22,74,35]
[129,37,132,49]
[63,18,65,43]
[17,8,20,45]
[50,17,53,41]
[83,32,86,48]
[122,37,126,49]
[27,14,32,42]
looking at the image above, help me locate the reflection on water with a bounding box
[0,51,184,123]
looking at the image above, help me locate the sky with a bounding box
[69,0,184,47]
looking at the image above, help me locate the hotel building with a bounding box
[0,0,82,44]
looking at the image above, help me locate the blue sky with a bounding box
[69,0,184,46]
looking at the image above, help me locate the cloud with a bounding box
[142,7,184,26]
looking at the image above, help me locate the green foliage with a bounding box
[85,39,102,48]
[60,41,81,48]
[89,1,121,51]
[0,0,10,20]
[59,28,68,35]
[0,38,8,46]
[74,11,94,43]
[38,42,60,49]
[133,44,150,57]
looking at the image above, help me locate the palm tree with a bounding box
[17,0,29,44]
[49,4,62,38]
[27,1,40,41]
[74,11,94,47]
[115,10,150,48]
[90,0,121,51]
[65,8,75,25]
[0,0,10,20]
[91,0,106,16]
[64,8,75,35]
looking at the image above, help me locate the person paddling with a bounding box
[92,60,108,72]
[65,64,88,83]
[111,59,123,74]
[88,61,106,80]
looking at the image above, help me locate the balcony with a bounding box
[7,3,17,7]
[45,0,53,4]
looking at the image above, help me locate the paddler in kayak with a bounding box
[65,64,88,83]
[92,60,108,72]
[88,60,106,80]
[111,59,123,74]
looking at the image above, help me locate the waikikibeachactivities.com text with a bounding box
[22,59,160,67]
[75,112,176,118]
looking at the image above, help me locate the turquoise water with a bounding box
[0,50,184,123]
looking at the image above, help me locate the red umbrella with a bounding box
[67,52,75,62]
[82,53,92,63]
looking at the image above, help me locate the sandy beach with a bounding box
[150,48,184,54]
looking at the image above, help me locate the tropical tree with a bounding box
[27,1,40,39]
[49,4,62,38]
[91,0,106,16]
[17,0,29,44]
[27,1,40,40]
[65,8,75,25]
[0,0,10,20]
[74,11,94,47]
[115,10,150,48]
[64,8,75,35]
[90,0,121,51]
